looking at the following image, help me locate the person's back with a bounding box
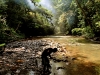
[41,48,54,57]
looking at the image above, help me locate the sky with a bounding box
[39,0,53,11]
[13,0,55,13]
[13,0,36,10]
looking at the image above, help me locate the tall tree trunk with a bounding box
[75,0,92,27]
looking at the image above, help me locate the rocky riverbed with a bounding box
[0,38,71,75]
[1,36,99,75]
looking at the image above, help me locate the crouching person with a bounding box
[41,48,57,72]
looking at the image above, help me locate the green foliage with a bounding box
[83,26,95,39]
[93,21,100,37]
[32,0,40,2]
[72,28,83,36]
[95,0,100,2]
[0,27,24,43]
[4,0,54,37]
[69,0,100,39]
[0,0,25,43]
[3,3,25,40]
[0,43,5,47]
[95,21,100,28]
[53,0,100,38]
[0,0,100,42]
[51,0,79,35]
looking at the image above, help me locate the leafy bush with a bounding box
[0,28,24,43]
[72,28,83,36]
[95,21,100,34]
[83,26,95,39]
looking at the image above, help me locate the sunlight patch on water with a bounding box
[50,60,68,75]
[28,70,34,75]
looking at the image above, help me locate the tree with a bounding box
[6,0,54,37]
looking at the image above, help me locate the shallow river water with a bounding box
[41,36,100,75]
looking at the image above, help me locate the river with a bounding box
[40,36,100,75]
[0,36,100,75]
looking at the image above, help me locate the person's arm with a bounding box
[48,51,53,59]
[48,54,52,59]
[47,48,53,59]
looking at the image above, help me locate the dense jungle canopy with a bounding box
[0,0,100,43]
